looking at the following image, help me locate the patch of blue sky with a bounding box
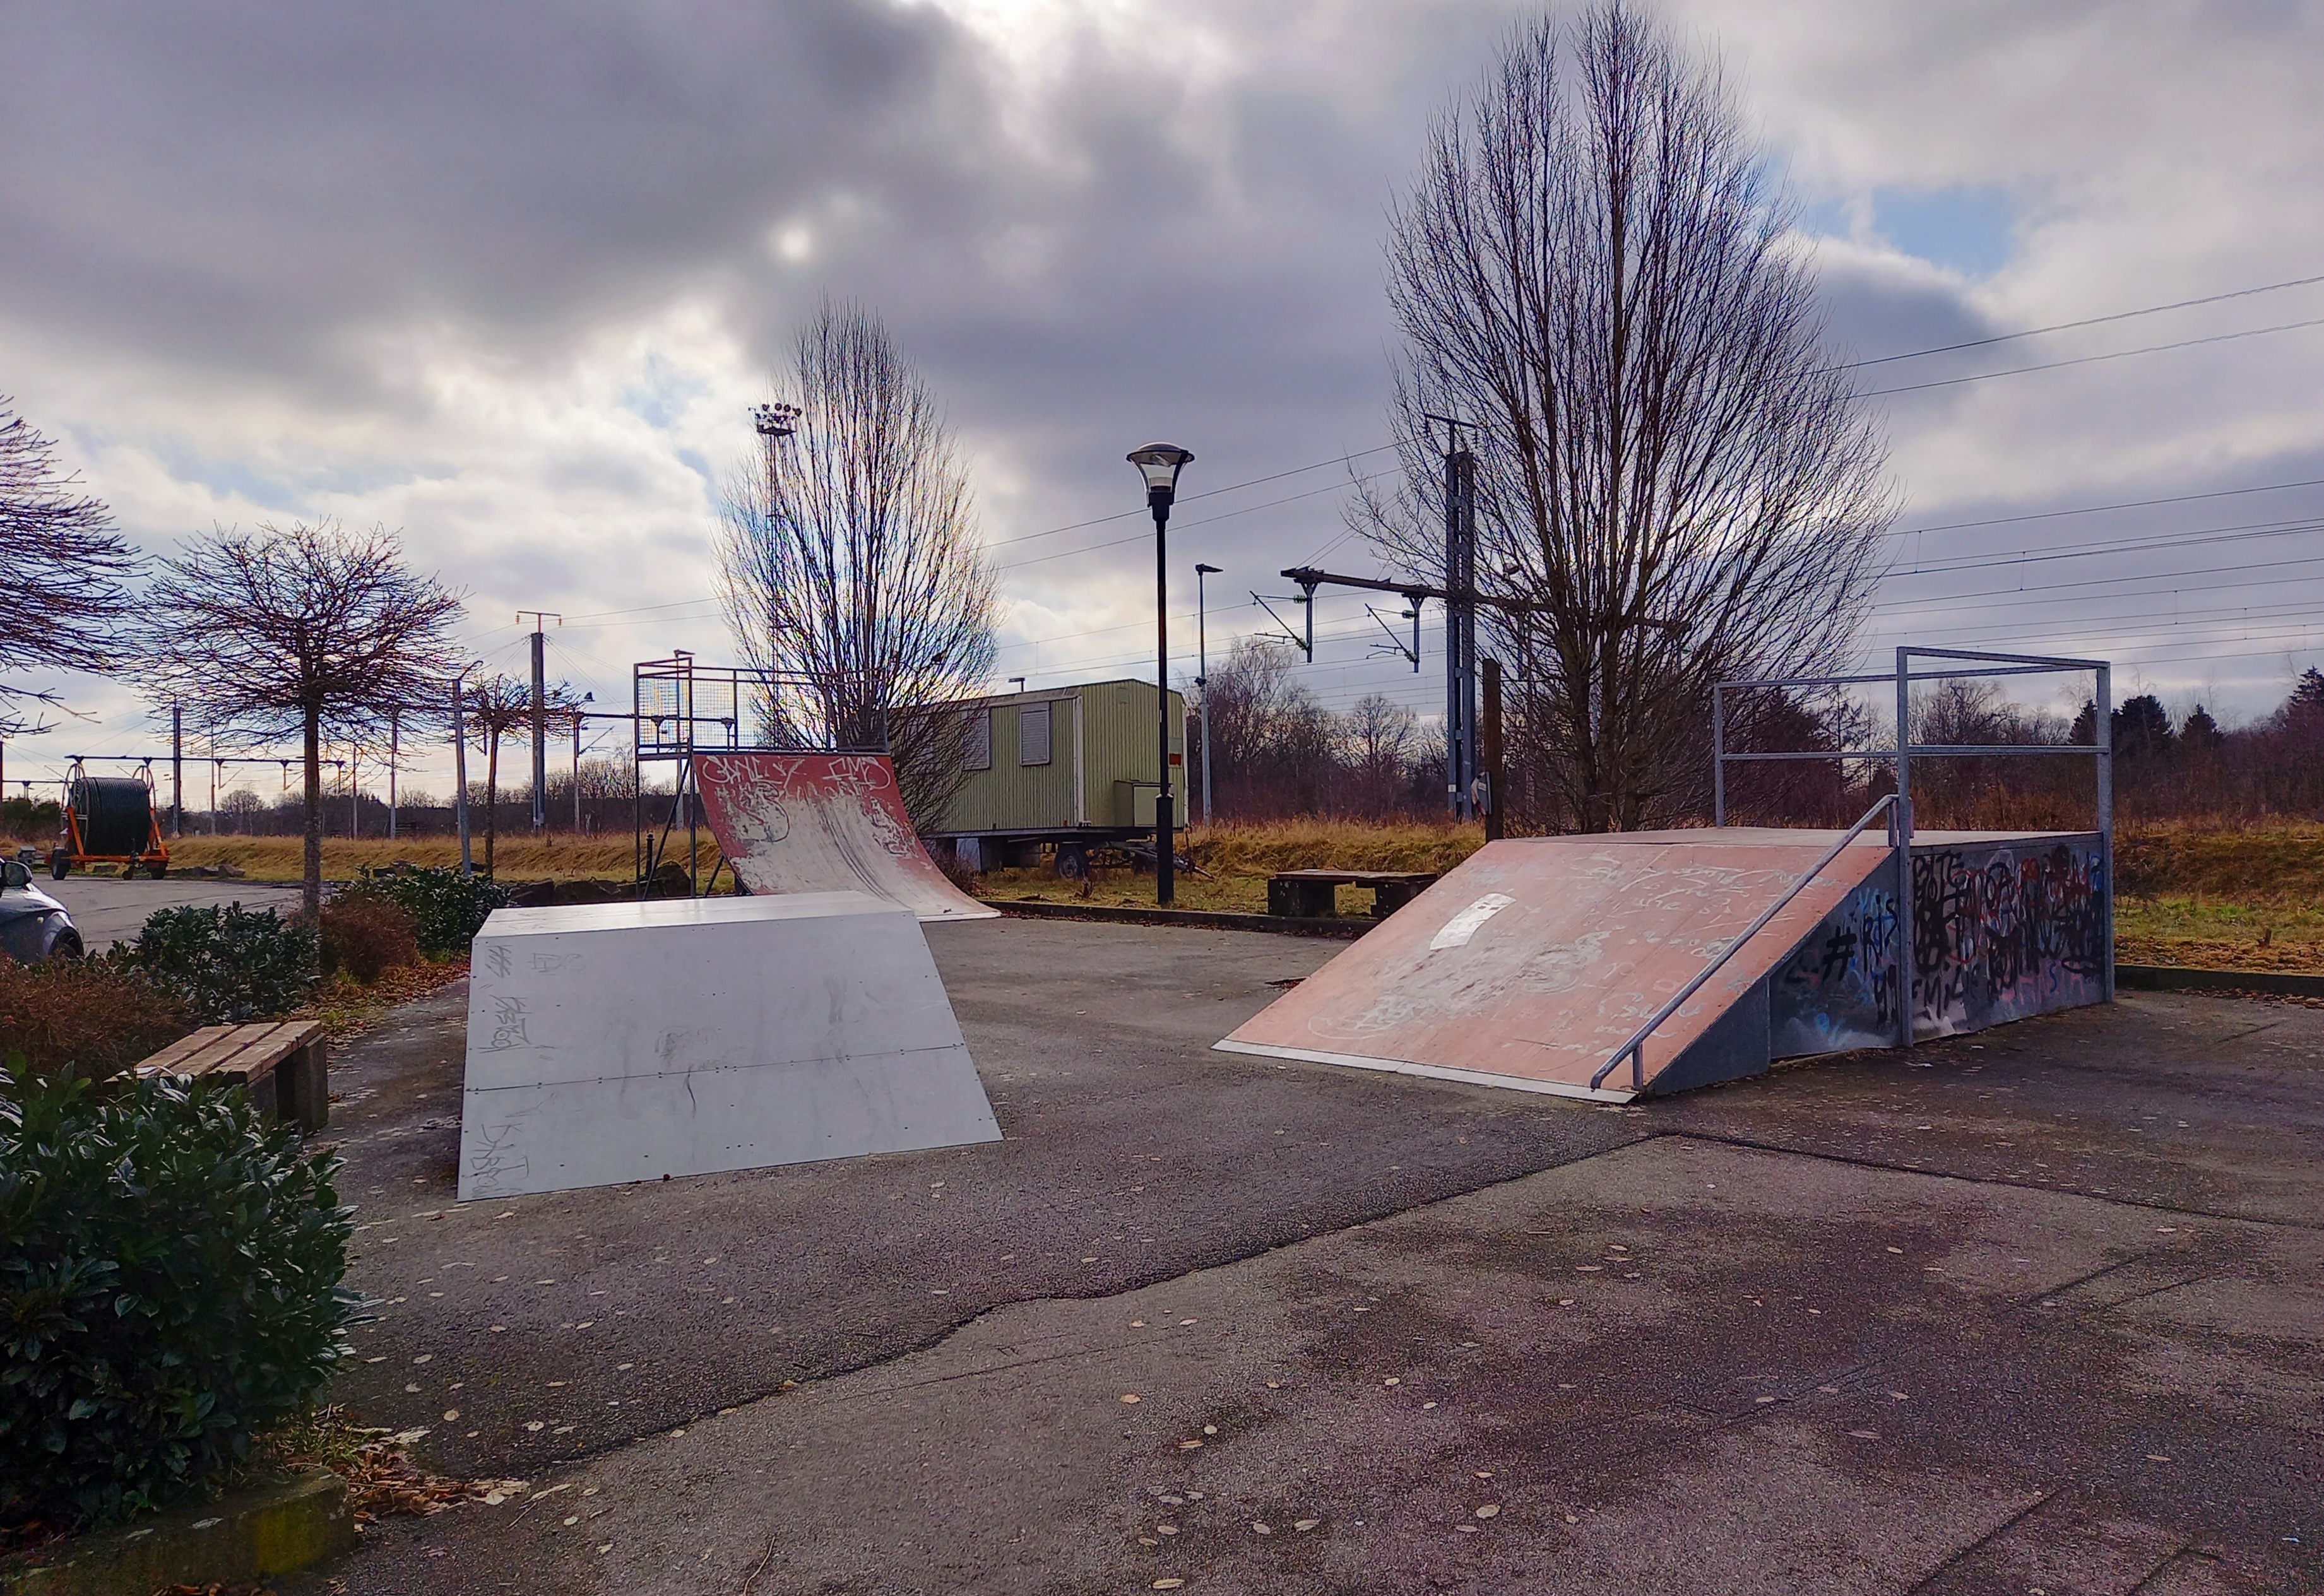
[1872,185,2017,280]
[675,447,715,487]
[620,354,709,431]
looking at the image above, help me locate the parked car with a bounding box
[0,857,82,962]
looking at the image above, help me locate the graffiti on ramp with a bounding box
[692,753,998,923]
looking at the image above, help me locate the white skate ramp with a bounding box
[693,752,998,922]
[458,891,1000,1200]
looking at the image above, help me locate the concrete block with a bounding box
[458,890,1000,1200]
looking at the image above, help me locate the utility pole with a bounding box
[1195,563,1220,826]
[170,702,184,837]
[348,743,360,839]
[387,709,400,839]
[572,709,583,832]
[1426,415,1479,820]
[452,671,474,879]
[521,611,560,832]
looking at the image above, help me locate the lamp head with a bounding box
[1127,442,1194,506]
[752,401,802,439]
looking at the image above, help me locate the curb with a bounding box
[1,1469,353,1595]
[2116,963,2324,998]
[977,899,1373,938]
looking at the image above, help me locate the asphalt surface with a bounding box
[44,872,302,950]
[285,921,2321,1593]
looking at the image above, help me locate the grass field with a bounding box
[20,817,2320,973]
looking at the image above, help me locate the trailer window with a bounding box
[963,708,992,771]
[1019,702,1052,766]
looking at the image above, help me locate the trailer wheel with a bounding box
[147,861,169,880]
[49,851,69,881]
[1053,845,1089,881]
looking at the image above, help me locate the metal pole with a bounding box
[1154,499,1174,906]
[388,709,400,839]
[1894,646,1914,1049]
[1457,452,1478,817]
[2096,663,2114,1002]
[1196,564,1216,826]
[1711,683,1725,827]
[210,757,218,836]
[573,712,583,832]
[1443,443,1465,818]
[1481,656,1503,842]
[349,744,359,839]
[170,702,183,837]
[529,622,548,832]
[453,673,474,879]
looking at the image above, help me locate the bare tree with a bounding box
[142,521,464,917]
[0,402,141,735]
[1363,3,1893,831]
[460,673,534,876]
[718,300,999,832]
[1340,694,1420,817]
[1202,639,1336,819]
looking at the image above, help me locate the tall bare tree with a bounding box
[1363,3,1893,831]
[717,300,998,832]
[1340,693,1420,817]
[0,402,140,735]
[143,521,464,917]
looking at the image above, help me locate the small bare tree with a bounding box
[1363,3,1893,831]
[718,300,999,832]
[0,402,141,735]
[461,674,584,870]
[143,521,464,918]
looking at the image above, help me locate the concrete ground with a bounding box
[285,919,2321,1595]
[45,872,302,950]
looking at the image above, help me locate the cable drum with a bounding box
[69,776,154,856]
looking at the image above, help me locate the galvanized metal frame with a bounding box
[631,654,868,899]
[1705,645,2114,1065]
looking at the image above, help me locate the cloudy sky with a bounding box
[6,0,2323,803]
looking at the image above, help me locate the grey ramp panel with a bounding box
[459,890,1000,1200]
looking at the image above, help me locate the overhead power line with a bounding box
[1832,269,2324,370]
[1859,315,2324,399]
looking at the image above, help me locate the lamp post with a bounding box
[1194,562,1220,826]
[1127,442,1194,905]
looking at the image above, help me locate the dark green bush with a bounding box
[0,960,191,1084]
[0,1067,358,1530]
[116,904,318,1023]
[316,897,418,983]
[341,865,509,957]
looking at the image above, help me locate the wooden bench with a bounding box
[134,1021,329,1132]
[1267,869,1440,920]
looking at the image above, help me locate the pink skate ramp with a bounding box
[1216,831,1894,1101]
[692,753,999,923]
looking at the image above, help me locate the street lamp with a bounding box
[1127,442,1194,905]
[1194,563,1221,827]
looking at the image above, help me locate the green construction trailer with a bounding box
[929,678,1186,877]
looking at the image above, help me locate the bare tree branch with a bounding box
[717,300,999,832]
[140,520,465,916]
[1369,2,1894,832]
[0,401,141,735]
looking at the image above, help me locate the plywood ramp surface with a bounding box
[693,752,998,922]
[1217,832,1892,1101]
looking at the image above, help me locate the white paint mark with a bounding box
[1430,893,1515,950]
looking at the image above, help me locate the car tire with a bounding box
[49,931,83,961]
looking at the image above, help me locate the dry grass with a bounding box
[157,834,719,884]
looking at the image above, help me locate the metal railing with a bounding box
[1589,793,1899,1094]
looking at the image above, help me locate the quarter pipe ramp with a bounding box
[692,753,999,922]
[1217,828,2106,1101]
